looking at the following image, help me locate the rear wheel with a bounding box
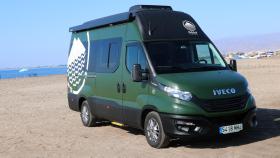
[80,100,97,127]
[144,111,170,148]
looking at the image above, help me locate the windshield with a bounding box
[145,41,227,74]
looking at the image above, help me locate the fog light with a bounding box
[181,127,189,132]
[194,126,201,132]
[177,125,189,132]
[175,120,195,126]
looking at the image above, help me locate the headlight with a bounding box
[159,84,192,101]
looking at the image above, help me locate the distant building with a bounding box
[266,51,274,57]
[226,49,279,59]
[275,50,280,56]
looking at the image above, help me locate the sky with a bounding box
[0,0,279,68]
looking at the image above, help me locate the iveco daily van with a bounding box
[67,5,257,148]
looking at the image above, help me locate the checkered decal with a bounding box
[67,38,88,93]
[67,53,86,88]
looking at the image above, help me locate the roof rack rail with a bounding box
[129,5,173,13]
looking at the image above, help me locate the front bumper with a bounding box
[160,108,257,138]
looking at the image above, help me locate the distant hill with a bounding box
[213,33,280,54]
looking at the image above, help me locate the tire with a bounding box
[80,100,97,127]
[144,111,170,148]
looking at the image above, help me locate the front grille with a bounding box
[194,93,249,112]
[208,112,247,125]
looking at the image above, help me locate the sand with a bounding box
[0,57,280,158]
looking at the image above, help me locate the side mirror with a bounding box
[132,64,142,82]
[229,59,237,71]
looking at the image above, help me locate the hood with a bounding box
[156,70,248,99]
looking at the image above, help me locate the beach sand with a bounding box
[0,57,280,158]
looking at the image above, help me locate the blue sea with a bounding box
[0,67,67,79]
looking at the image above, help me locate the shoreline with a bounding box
[0,74,66,81]
[0,65,66,71]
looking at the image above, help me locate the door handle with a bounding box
[87,74,96,78]
[117,83,121,93]
[122,83,126,93]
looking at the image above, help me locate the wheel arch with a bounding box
[78,96,87,111]
[141,105,159,129]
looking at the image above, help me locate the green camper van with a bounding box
[67,5,257,148]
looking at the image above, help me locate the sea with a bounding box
[0,67,67,79]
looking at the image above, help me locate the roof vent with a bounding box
[129,5,173,13]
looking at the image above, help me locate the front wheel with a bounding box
[144,111,170,148]
[80,100,97,127]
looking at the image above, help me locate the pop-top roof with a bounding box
[69,12,131,32]
[69,5,209,41]
[69,5,172,32]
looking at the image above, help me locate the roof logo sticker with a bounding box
[182,20,198,35]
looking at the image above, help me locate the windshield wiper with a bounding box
[156,66,187,70]
[156,65,226,73]
[186,65,226,71]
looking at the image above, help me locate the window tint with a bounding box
[92,40,109,72]
[138,49,148,70]
[126,46,138,72]
[195,44,225,66]
[145,41,227,74]
[88,38,122,73]
[147,42,193,67]
[126,44,148,72]
[209,44,226,66]
[108,42,121,72]
[196,44,212,64]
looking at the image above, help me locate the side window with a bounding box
[195,44,212,64]
[89,38,122,73]
[108,42,121,72]
[126,44,148,72]
[138,49,148,70]
[93,40,109,72]
[126,46,138,72]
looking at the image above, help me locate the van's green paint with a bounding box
[67,11,256,136]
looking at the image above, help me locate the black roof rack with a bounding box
[69,5,172,32]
